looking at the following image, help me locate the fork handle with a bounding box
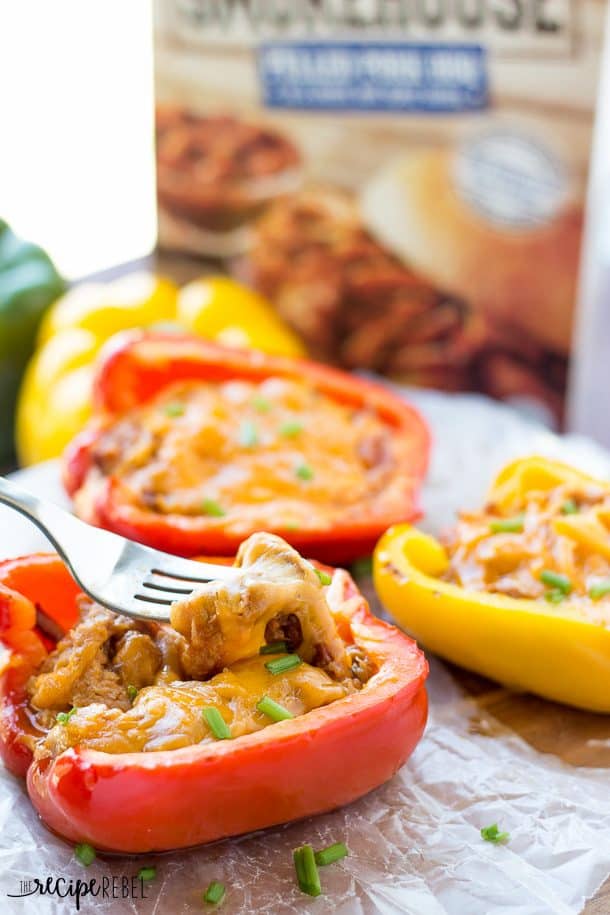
[0,475,69,553]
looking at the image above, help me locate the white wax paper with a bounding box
[2,389,610,914]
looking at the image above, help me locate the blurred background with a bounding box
[0,0,155,278]
[0,0,609,474]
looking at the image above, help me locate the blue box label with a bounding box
[259,42,488,113]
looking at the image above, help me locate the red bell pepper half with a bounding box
[0,552,428,853]
[63,332,430,564]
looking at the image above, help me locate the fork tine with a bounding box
[150,566,218,583]
[149,557,237,584]
[141,581,193,596]
[105,594,173,622]
[134,593,174,606]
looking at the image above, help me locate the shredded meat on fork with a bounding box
[171,532,351,679]
[25,533,365,759]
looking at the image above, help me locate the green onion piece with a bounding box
[138,866,156,882]
[315,568,332,586]
[293,845,322,897]
[257,695,294,722]
[284,521,301,530]
[480,823,510,844]
[238,419,259,448]
[252,395,272,413]
[560,498,579,515]
[589,579,610,600]
[57,707,77,725]
[279,420,303,438]
[201,498,226,518]
[259,640,288,655]
[202,707,232,740]
[350,556,373,578]
[315,842,349,866]
[74,843,96,866]
[203,880,226,905]
[295,463,314,481]
[265,654,302,676]
[545,589,566,604]
[539,569,572,594]
[127,685,138,702]
[163,402,184,417]
[489,514,525,534]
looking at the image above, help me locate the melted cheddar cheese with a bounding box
[38,654,349,757]
[26,534,369,759]
[171,532,350,679]
[443,479,610,616]
[77,377,405,533]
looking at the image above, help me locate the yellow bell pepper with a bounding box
[16,273,306,466]
[17,328,101,464]
[373,456,610,712]
[17,274,178,465]
[37,273,178,344]
[176,277,305,358]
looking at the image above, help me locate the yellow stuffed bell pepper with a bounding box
[374,456,610,712]
[17,274,305,465]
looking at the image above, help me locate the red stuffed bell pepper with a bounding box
[63,331,429,564]
[0,535,428,853]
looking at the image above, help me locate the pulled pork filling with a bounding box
[26,534,374,759]
[442,480,610,614]
[75,375,406,534]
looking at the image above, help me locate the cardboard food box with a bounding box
[154,0,605,426]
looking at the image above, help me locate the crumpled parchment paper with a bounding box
[2,389,610,914]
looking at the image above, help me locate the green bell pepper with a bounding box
[0,220,66,462]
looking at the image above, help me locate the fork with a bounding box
[0,476,238,622]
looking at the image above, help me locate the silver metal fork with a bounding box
[0,476,238,622]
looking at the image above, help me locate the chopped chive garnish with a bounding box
[489,514,525,534]
[315,568,332,586]
[265,654,302,676]
[284,521,301,530]
[163,402,184,417]
[259,640,288,655]
[257,695,294,722]
[74,843,96,866]
[252,395,272,413]
[57,707,77,725]
[279,420,303,438]
[138,866,156,882]
[202,707,232,740]
[480,823,510,844]
[238,419,259,447]
[539,569,572,594]
[315,842,349,866]
[545,589,565,604]
[560,499,579,515]
[127,684,138,702]
[589,579,610,600]
[295,463,314,481]
[203,880,226,905]
[201,498,226,517]
[350,556,373,578]
[293,845,322,897]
